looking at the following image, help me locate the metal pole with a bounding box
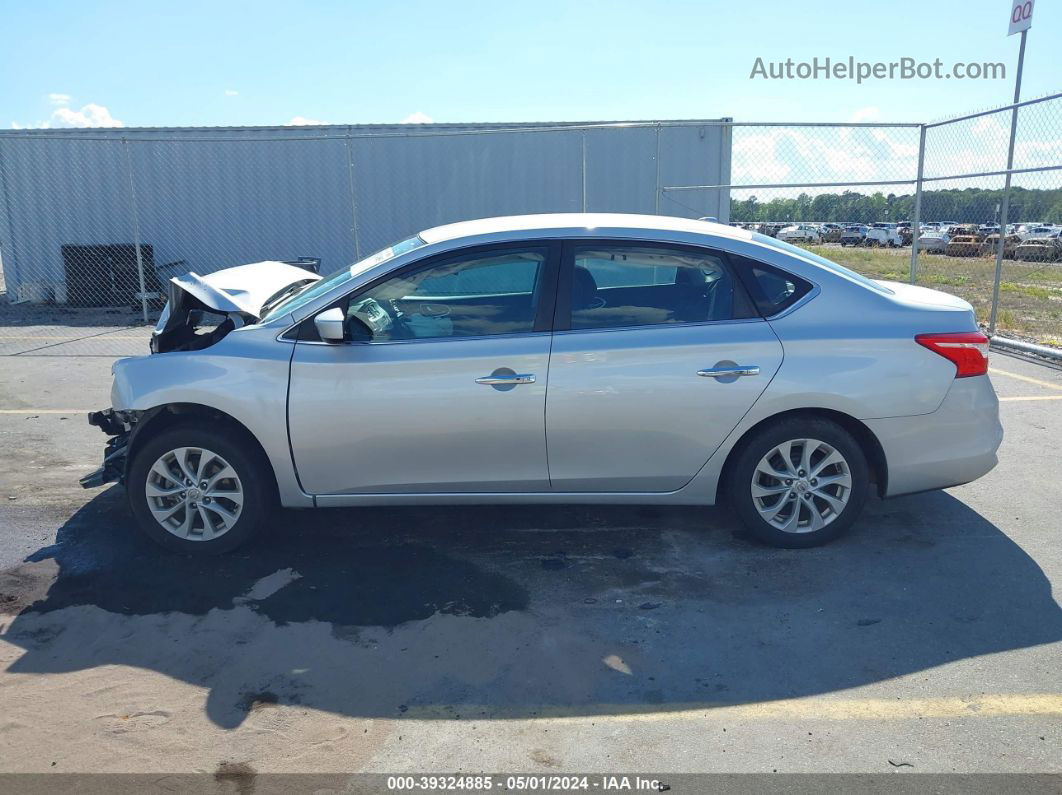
[122,138,149,324]
[909,124,927,284]
[989,28,1027,335]
[654,125,661,214]
[345,132,362,260]
[581,132,588,212]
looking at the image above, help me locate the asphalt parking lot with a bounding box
[0,339,1060,776]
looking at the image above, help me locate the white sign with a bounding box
[1008,0,1034,35]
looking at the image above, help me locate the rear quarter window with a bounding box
[729,254,813,317]
[751,232,894,296]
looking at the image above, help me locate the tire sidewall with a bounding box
[127,422,268,555]
[730,418,869,549]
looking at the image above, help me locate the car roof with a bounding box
[419,213,753,245]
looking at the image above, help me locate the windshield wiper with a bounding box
[260,280,315,318]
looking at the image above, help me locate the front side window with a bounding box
[346,248,547,342]
[567,245,753,331]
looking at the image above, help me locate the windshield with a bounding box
[260,235,426,322]
[751,232,895,294]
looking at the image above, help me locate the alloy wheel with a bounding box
[751,438,852,534]
[144,446,244,540]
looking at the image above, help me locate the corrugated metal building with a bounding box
[0,120,731,305]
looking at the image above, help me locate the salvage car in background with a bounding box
[777,224,822,244]
[865,225,903,248]
[946,234,983,257]
[918,230,951,253]
[979,233,1023,259]
[1015,232,1062,262]
[819,223,844,243]
[839,225,868,246]
[81,214,1001,555]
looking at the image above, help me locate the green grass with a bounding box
[999,282,1054,300]
[802,245,1062,345]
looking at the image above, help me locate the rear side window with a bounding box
[730,254,813,317]
[566,244,757,331]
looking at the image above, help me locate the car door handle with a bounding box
[697,365,760,378]
[475,373,536,385]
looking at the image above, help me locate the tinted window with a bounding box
[568,245,753,331]
[752,232,893,295]
[348,249,546,341]
[730,254,813,316]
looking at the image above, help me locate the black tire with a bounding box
[728,417,869,549]
[127,421,272,555]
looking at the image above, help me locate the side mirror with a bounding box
[314,307,346,343]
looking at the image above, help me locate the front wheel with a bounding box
[728,418,869,548]
[127,422,271,554]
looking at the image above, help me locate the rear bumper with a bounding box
[865,375,1002,497]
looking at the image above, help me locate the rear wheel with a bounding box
[127,423,270,554]
[729,417,869,548]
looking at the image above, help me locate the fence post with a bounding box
[345,131,362,260]
[909,124,927,284]
[989,32,1028,335]
[581,131,588,212]
[121,137,149,324]
[0,139,20,300]
[654,125,661,214]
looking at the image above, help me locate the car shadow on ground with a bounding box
[2,486,1060,728]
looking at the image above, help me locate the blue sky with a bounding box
[2,0,1059,129]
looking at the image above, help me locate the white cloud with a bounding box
[51,103,124,128]
[12,101,123,129]
[847,106,881,124]
[731,122,921,196]
[285,115,328,126]
[400,111,433,124]
[224,89,239,97]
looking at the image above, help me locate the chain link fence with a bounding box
[0,120,731,356]
[662,92,1062,347]
[0,97,1059,356]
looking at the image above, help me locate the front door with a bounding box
[288,242,559,495]
[545,240,784,492]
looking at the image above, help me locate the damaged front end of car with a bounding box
[79,408,146,489]
[81,260,321,488]
[151,261,320,354]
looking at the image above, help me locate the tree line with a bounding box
[729,186,1062,224]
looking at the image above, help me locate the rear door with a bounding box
[544,240,785,492]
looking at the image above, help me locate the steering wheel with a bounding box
[385,298,416,339]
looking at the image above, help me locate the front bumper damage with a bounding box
[79,408,141,489]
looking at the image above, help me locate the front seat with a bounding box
[571,265,600,310]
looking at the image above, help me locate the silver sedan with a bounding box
[82,214,1002,554]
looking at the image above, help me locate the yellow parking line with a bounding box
[417,694,1062,722]
[0,409,88,414]
[0,336,147,341]
[990,368,1062,392]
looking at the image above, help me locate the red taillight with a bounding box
[915,332,989,378]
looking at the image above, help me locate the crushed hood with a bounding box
[152,260,321,353]
[167,260,321,317]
